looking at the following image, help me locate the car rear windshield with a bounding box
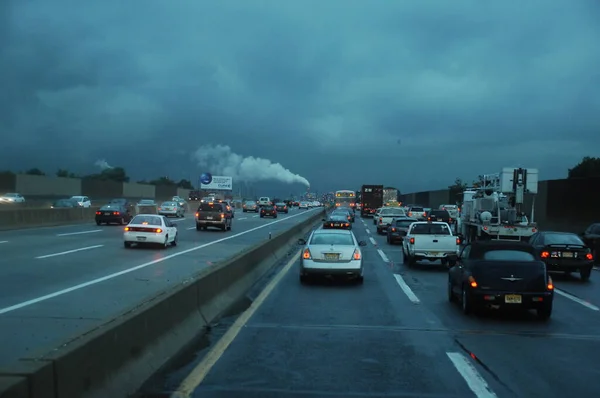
[99,205,121,211]
[410,207,424,211]
[544,233,584,245]
[131,215,161,226]
[411,223,451,235]
[262,206,274,210]
[381,208,405,216]
[161,202,176,206]
[310,233,354,245]
[245,201,255,205]
[198,203,223,212]
[431,210,449,217]
[482,250,536,261]
[395,219,416,227]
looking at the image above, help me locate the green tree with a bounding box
[84,167,129,182]
[56,169,78,178]
[25,168,45,176]
[149,176,176,185]
[176,179,194,189]
[448,178,467,203]
[568,156,600,178]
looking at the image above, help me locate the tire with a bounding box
[461,286,472,314]
[96,221,101,225]
[299,274,309,284]
[537,303,552,320]
[447,278,456,302]
[196,224,201,231]
[355,275,364,285]
[161,236,168,249]
[124,241,131,248]
[580,266,592,281]
[120,217,125,225]
[227,222,232,231]
[171,233,178,246]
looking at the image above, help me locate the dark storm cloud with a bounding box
[1,0,598,193]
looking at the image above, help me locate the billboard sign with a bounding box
[199,174,233,190]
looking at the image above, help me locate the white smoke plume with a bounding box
[94,159,113,170]
[192,145,310,187]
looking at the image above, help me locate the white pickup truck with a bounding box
[402,221,459,267]
[376,207,407,234]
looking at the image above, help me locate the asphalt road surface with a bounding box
[175,215,600,398]
[0,207,320,367]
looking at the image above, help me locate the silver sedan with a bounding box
[158,201,184,217]
[297,229,367,284]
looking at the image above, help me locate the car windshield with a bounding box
[99,205,119,211]
[162,202,177,206]
[53,199,72,206]
[310,233,354,245]
[4,193,18,197]
[396,219,416,227]
[199,203,223,212]
[332,211,349,217]
[245,201,255,205]
[329,215,347,221]
[411,223,451,235]
[110,199,126,204]
[263,206,274,210]
[544,233,584,245]
[482,250,536,261]
[410,207,424,212]
[139,200,154,204]
[275,203,286,206]
[131,215,162,226]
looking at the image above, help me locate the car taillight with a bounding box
[423,212,427,216]
[456,237,460,245]
[547,276,554,290]
[541,251,549,258]
[124,227,130,231]
[96,211,101,215]
[409,237,415,244]
[353,249,361,260]
[345,223,349,227]
[586,253,593,260]
[154,228,162,233]
[391,227,396,232]
[113,211,119,215]
[221,213,225,218]
[302,248,311,259]
[379,217,382,222]
[449,218,452,222]
[468,276,477,288]
[408,212,412,216]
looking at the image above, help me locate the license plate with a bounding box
[428,252,439,256]
[206,216,213,220]
[136,236,146,241]
[334,223,340,227]
[505,294,522,304]
[562,252,574,258]
[324,253,339,260]
[104,212,111,215]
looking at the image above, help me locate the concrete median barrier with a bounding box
[0,208,326,398]
[0,207,100,231]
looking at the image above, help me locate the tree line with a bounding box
[0,167,194,190]
[448,156,599,200]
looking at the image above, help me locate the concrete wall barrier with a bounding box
[81,179,123,200]
[15,175,81,198]
[0,207,99,231]
[0,209,326,398]
[122,182,155,199]
[176,188,191,199]
[0,172,16,193]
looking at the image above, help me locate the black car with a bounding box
[275,202,289,213]
[386,217,417,244]
[580,223,600,265]
[322,215,352,230]
[448,240,554,320]
[51,198,80,208]
[529,231,594,280]
[260,205,277,218]
[195,202,232,231]
[333,209,354,223]
[428,209,453,224]
[95,204,132,225]
[108,198,134,211]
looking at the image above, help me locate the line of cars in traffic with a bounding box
[364,206,595,320]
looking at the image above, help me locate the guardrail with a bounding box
[0,208,326,398]
[0,207,101,231]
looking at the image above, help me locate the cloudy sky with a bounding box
[1,0,599,195]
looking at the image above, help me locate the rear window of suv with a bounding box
[198,203,224,212]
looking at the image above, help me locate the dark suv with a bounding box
[195,202,232,231]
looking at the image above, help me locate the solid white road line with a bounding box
[252,215,259,218]
[377,249,389,262]
[0,241,8,244]
[174,250,301,394]
[36,245,104,259]
[446,352,497,398]
[0,209,318,315]
[237,217,247,220]
[555,288,599,311]
[369,237,377,246]
[56,230,102,237]
[187,227,196,230]
[393,274,420,304]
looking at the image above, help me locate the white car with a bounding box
[299,201,310,209]
[70,195,91,207]
[124,214,178,249]
[0,193,25,203]
[158,201,185,217]
[298,229,367,284]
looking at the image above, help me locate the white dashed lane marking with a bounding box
[369,237,377,246]
[393,274,420,304]
[446,352,498,398]
[555,288,599,311]
[36,245,104,259]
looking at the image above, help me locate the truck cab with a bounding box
[402,221,460,267]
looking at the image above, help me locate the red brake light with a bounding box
[547,275,554,290]
[541,251,549,258]
[353,249,361,260]
[586,253,593,260]
[195,212,199,217]
[155,228,162,233]
[96,211,101,215]
[423,212,427,216]
[456,237,461,245]
[408,212,412,216]
[302,248,311,259]
[468,276,477,288]
[113,211,119,215]
[221,213,225,218]
[124,227,130,231]
[391,227,396,232]
[409,237,415,244]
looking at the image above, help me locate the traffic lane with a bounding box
[186,245,506,398]
[0,209,320,309]
[542,270,600,309]
[0,210,321,367]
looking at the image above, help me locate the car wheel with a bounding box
[580,266,592,281]
[537,303,552,320]
[96,221,101,225]
[124,241,131,248]
[171,233,178,246]
[447,278,455,302]
[461,286,472,314]
[196,224,201,231]
[161,236,168,249]
[299,274,309,284]
[355,275,364,285]
[120,217,126,225]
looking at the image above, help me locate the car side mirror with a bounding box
[298,238,306,245]
[358,241,367,246]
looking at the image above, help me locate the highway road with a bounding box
[0,207,320,368]
[168,215,600,398]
